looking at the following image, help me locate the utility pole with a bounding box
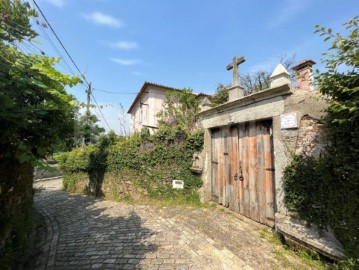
[84,83,92,146]
[86,82,92,115]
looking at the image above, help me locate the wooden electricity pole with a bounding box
[86,83,92,114]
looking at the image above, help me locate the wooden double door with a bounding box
[211,120,275,226]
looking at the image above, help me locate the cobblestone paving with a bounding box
[34,179,313,270]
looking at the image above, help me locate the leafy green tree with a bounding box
[0,0,80,163]
[210,83,230,107]
[284,17,359,261]
[314,16,359,259]
[0,0,80,267]
[157,88,200,132]
[0,0,37,42]
[74,111,105,146]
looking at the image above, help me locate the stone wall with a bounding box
[198,83,345,259]
[275,90,328,214]
[34,164,63,180]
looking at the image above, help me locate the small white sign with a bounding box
[281,112,298,129]
[172,180,184,189]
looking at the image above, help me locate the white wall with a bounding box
[129,86,167,134]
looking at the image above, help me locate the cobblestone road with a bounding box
[33,179,315,270]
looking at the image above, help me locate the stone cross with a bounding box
[226,56,246,87]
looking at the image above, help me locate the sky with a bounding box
[28,0,358,133]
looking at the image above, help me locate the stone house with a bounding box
[128,82,208,134]
[197,59,344,259]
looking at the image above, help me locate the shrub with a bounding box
[57,127,204,204]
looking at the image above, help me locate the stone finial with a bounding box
[199,97,212,111]
[270,63,291,88]
[292,59,316,91]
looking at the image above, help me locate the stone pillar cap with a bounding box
[270,63,290,78]
[270,64,291,88]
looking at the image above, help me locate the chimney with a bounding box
[292,59,316,90]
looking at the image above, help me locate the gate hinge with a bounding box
[265,168,275,171]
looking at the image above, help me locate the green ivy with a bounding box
[57,127,204,203]
[283,155,331,228]
[284,17,359,262]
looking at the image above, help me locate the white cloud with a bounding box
[43,0,65,8]
[132,71,147,76]
[110,58,140,66]
[109,41,139,50]
[269,0,310,28]
[82,12,123,28]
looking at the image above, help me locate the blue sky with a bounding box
[30,0,357,133]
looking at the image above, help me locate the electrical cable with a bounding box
[32,0,90,86]
[93,88,137,95]
[33,18,77,76]
[90,92,111,130]
[6,0,114,131]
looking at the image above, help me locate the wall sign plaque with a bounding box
[172,180,184,189]
[281,112,298,129]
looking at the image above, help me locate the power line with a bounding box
[6,0,113,131]
[93,88,137,95]
[0,15,47,55]
[21,42,45,55]
[32,0,90,86]
[2,5,80,76]
[90,92,111,130]
[33,18,77,76]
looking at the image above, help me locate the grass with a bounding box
[259,228,330,269]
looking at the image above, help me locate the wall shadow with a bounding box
[34,189,158,269]
[86,143,107,197]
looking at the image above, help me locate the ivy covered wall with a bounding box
[57,128,204,205]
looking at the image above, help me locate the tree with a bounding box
[0,0,80,163]
[314,16,359,259]
[118,103,129,136]
[210,55,296,106]
[0,0,80,267]
[74,111,105,146]
[241,54,296,95]
[157,88,200,132]
[283,16,359,261]
[210,83,230,107]
[240,70,271,95]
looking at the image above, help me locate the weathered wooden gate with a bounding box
[211,120,275,226]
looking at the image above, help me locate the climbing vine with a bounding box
[284,17,359,261]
